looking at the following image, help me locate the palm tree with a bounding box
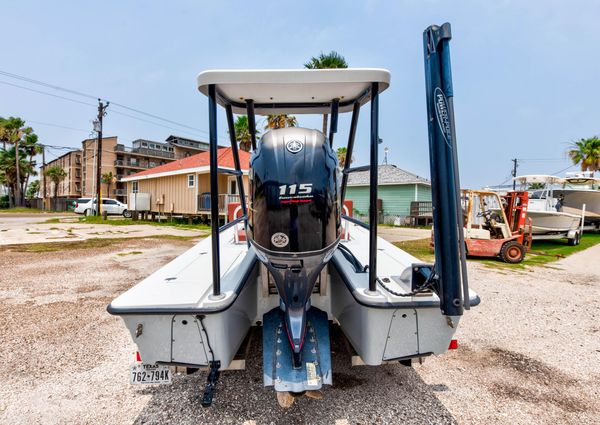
[44,166,67,200]
[21,133,42,199]
[0,117,33,206]
[0,147,35,207]
[568,137,600,172]
[101,171,115,198]
[265,114,297,130]
[337,147,353,169]
[304,51,348,134]
[26,180,40,199]
[0,117,8,151]
[233,115,256,152]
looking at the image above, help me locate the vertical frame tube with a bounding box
[245,100,257,151]
[368,83,380,292]
[340,102,361,204]
[328,98,339,146]
[208,84,222,297]
[225,104,248,220]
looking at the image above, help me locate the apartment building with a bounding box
[41,135,211,204]
[41,150,83,198]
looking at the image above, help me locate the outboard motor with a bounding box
[248,127,340,366]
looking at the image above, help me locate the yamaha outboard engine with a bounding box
[248,127,340,366]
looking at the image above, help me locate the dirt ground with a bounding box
[1,232,599,424]
[0,213,204,245]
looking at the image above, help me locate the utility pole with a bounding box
[511,158,518,190]
[41,145,46,210]
[94,99,109,216]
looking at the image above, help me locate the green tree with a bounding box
[0,117,34,206]
[44,166,67,199]
[0,147,34,207]
[233,115,257,152]
[568,136,600,172]
[26,180,40,199]
[265,114,297,130]
[304,51,348,134]
[337,147,353,169]
[21,133,42,199]
[101,171,115,198]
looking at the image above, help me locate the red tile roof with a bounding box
[126,147,251,180]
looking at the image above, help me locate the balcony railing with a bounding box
[114,159,147,169]
[114,143,174,159]
[197,193,247,213]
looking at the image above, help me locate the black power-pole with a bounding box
[95,99,109,216]
[511,158,518,190]
[41,145,46,210]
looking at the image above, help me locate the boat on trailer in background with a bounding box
[108,22,479,407]
[514,175,584,245]
[553,171,600,229]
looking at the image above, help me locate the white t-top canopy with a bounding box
[514,175,565,185]
[196,68,391,114]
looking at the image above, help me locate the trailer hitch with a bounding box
[201,360,221,407]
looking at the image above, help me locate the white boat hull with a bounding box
[554,189,600,224]
[108,221,479,370]
[526,210,581,234]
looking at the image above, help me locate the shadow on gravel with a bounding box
[133,326,457,425]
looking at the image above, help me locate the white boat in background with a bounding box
[553,171,600,227]
[514,175,582,239]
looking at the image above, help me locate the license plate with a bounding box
[130,363,172,385]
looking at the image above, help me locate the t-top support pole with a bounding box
[245,100,257,151]
[340,102,360,205]
[208,84,222,298]
[328,98,339,146]
[225,104,249,222]
[368,83,380,293]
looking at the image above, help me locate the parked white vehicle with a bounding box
[74,198,132,218]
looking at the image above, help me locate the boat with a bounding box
[108,22,479,407]
[553,171,600,227]
[514,175,583,243]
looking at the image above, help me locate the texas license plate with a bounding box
[130,363,172,385]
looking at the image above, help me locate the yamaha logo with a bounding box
[271,232,289,248]
[286,139,303,153]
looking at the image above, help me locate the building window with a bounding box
[132,181,138,194]
[187,174,195,188]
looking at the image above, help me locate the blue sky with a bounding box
[1,0,598,187]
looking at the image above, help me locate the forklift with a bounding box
[461,190,532,263]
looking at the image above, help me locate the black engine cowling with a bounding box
[248,127,340,358]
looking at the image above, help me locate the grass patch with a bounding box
[393,238,435,262]
[0,234,201,253]
[486,232,600,269]
[380,224,432,230]
[117,251,143,256]
[44,218,61,224]
[0,207,74,214]
[75,215,211,231]
[393,232,600,269]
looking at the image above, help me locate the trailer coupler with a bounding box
[201,360,221,407]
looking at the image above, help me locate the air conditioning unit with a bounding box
[129,193,151,211]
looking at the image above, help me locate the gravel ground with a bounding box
[1,236,599,424]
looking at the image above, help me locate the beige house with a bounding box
[122,147,250,218]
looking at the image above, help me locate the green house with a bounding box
[345,164,431,224]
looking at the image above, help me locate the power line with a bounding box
[27,120,90,133]
[0,68,213,136]
[0,80,97,108]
